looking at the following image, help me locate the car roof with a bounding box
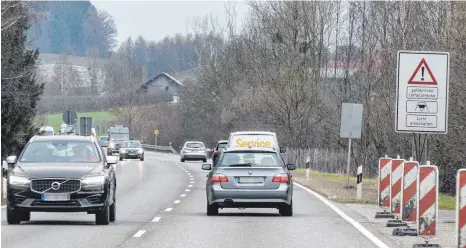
[185,141,204,144]
[224,147,278,153]
[217,140,228,144]
[230,131,276,135]
[31,135,95,142]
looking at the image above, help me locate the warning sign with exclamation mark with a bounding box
[408,58,437,85]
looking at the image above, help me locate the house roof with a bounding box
[143,72,183,88]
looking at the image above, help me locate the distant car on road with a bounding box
[99,136,108,147]
[3,135,118,225]
[119,140,144,161]
[212,140,228,165]
[180,141,207,162]
[202,147,295,216]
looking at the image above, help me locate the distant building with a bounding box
[140,72,183,103]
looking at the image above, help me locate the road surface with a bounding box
[2,151,399,248]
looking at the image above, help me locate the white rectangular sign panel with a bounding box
[395,51,449,134]
[340,103,363,139]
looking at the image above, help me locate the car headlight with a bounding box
[109,143,115,148]
[9,175,30,186]
[82,175,105,186]
[120,149,126,153]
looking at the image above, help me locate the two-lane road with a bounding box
[2,152,399,248]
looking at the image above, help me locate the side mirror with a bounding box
[106,156,119,166]
[202,163,212,170]
[179,147,182,150]
[287,164,296,170]
[280,147,286,153]
[6,156,17,164]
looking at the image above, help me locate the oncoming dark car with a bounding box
[3,135,118,225]
[119,140,144,161]
[202,147,295,216]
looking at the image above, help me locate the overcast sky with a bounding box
[91,1,250,46]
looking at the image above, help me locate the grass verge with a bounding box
[293,169,456,210]
[46,111,115,132]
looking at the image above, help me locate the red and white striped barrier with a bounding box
[457,169,466,248]
[390,158,405,214]
[401,160,419,222]
[378,157,392,209]
[417,164,439,236]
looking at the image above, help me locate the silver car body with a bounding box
[204,147,293,211]
[181,141,207,162]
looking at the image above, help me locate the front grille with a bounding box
[32,200,80,206]
[31,179,81,193]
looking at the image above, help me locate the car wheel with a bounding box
[203,158,207,162]
[119,156,123,161]
[206,202,218,216]
[7,208,21,224]
[109,201,116,222]
[96,204,110,225]
[180,158,185,162]
[279,201,293,216]
[140,156,144,161]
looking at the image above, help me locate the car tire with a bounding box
[119,157,123,161]
[96,204,110,225]
[279,201,293,216]
[203,158,207,162]
[206,202,218,216]
[7,208,21,224]
[180,158,185,162]
[109,201,116,222]
[140,156,144,161]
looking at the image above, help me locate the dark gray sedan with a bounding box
[202,148,295,216]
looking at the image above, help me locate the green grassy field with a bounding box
[47,111,115,133]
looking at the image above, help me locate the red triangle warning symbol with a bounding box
[408,58,437,85]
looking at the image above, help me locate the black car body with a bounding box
[107,139,124,155]
[119,140,144,161]
[3,135,118,225]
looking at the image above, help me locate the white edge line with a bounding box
[165,208,173,212]
[133,230,146,238]
[152,216,162,222]
[294,182,390,248]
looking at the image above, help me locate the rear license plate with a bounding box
[238,177,264,184]
[41,193,70,201]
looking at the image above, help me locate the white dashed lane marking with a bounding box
[152,217,162,222]
[185,189,191,192]
[180,194,187,197]
[133,230,146,238]
[165,208,173,212]
[188,185,193,187]
[174,200,181,204]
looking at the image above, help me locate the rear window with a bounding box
[186,143,204,148]
[218,151,283,167]
[217,143,227,149]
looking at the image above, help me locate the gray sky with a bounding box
[91,1,250,46]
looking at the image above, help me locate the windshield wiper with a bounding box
[229,163,252,167]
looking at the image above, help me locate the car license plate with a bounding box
[41,193,70,201]
[238,177,263,184]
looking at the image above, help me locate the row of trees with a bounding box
[138,1,465,195]
[27,1,117,57]
[2,2,44,158]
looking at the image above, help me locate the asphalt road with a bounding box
[2,151,400,248]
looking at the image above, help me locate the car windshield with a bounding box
[100,137,107,141]
[186,143,204,148]
[19,141,101,163]
[218,151,283,167]
[121,141,141,148]
[110,133,129,140]
[218,143,227,149]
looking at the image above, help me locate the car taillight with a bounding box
[183,148,190,152]
[272,174,289,183]
[211,174,229,183]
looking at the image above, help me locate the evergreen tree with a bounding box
[1,2,44,158]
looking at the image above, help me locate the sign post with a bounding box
[457,169,466,248]
[375,156,395,219]
[153,129,159,146]
[387,156,407,227]
[305,156,310,180]
[393,158,419,236]
[339,103,363,189]
[413,162,440,248]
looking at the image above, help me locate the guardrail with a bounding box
[141,144,178,154]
